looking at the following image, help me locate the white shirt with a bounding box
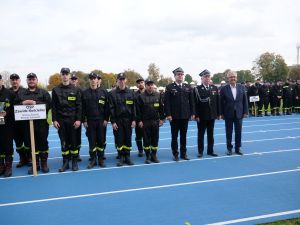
[230,84,237,100]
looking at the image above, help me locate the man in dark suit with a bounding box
[164,67,195,161]
[220,70,248,155]
[194,69,219,158]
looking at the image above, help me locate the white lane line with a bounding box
[6,148,300,180]
[206,209,300,225]
[47,127,300,142]
[0,168,299,207]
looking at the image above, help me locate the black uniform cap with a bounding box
[199,69,210,77]
[172,67,184,75]
[60,67,70,74]
[0,75,2,80]
[88,72,98,79]
[27,73,37,79]
[117,73,126,80]
[145,79,154,85]
[70,74,78,80]
[10,73,20,80]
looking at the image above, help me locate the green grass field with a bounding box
[258,217,300,225]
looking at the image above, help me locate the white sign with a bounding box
[249,96,260,103]
[14,104,47,121]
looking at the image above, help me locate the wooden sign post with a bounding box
[14,104,47,176]
[249,96,260,117]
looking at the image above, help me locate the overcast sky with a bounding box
[1,0,300,84]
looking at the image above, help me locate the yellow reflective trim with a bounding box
[62,151,70,155]
[68,96,76,101]
[70,150,79,154]
[0,155,5,158]
[122,145,132,150]
[143,146,151,150]
[99,100,105,104]
[126,100,133,105]
[154,103,159,107]
[92,147,97,152]
[150,146,158,150]
[117,146,123,151]
[5,102,10,108]
[96,147,104,152]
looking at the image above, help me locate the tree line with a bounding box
[1,52,300,91]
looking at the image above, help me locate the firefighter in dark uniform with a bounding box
[293,78,300,113]
[248,79,262,116]
[270,80,283,116]
[259,81,271,116]
[108,73,136,166]
[194,70,219,158]
[282,79,293,115]
[137,79,164,164]
[134,78,145,157]
[0,75,15,177]
[10,74,31,167]
[70,73,83,162]
[15,73,52,174]
[52,67,82,172]
[244,81,252,116]
[83,72,109,168]
[164,67,195,161]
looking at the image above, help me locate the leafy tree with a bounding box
[101,73,116,89]
[288,65,300,80]
[236,70,255,83]
[47,73,61,90]
[184,74,193,84]
[211,72,227,84]
[253,52,288,82]
[123,69,143,87]
[0,71,11,87]
[147,63,160,83]
[157,75,173,87]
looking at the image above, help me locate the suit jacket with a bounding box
[220,84,248,119]
[164,82,195,120]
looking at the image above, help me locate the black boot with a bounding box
[150,150,160,163]
[28,155,41,175]
[97,151,106,168]
[136,141,143,157]
[124,151,134,166]
[16,151,26,168]
[26,150,32,167]
[0,157,5,175]
[145,151,151,164]
[117,151,124,167]
[40,152,49,173]
[59,157,70,172]
[4,156,13,177]
[72,156,79,171]
[87,152,97,169]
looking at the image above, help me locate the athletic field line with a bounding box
[0,168,299,207]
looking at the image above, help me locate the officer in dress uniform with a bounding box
[194,70,219,158]
[164,67,195,161]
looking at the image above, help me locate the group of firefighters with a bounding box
[242,78,300,116]
[0,67,299,178]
